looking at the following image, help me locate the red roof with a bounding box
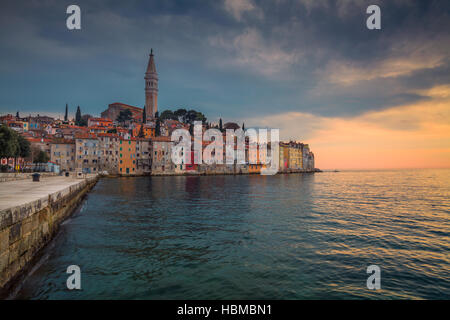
[152,136,171,142]
[75,133,97,139]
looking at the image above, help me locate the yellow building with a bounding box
[279,143,289,172]
[287,142,303,170]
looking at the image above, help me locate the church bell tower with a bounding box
[145,49,158,120]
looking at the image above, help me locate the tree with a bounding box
[64,103,68,122]
[17,134,30,158]
[160,110,176,121]
[0,125,31,171]
[75,106,82,125]
[174,108,187,122]
[219,118,223,131]
[116,109,132,126]
[0,125,19,159]
[142,107,147,124]
[16,111,20,119]
[155,111,161,136]
[242,123,245,131]
[34,150,49,164]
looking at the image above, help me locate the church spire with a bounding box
[145,49,158,119]
[146,48,157,74]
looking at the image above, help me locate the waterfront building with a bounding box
[97,133,120,174]
[288,142,303,170]
[118,138,137,175]
[75,133,101,173]
[50,139,76,172]
[152,136,174,174]
[135,138,152,175]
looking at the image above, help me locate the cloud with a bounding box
[209,28,300,77]
[223,0,262,21]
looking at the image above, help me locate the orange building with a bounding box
[132,123,155,139]
[118,138,137,175]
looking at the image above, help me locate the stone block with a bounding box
[9,223,21,245]
[0,250,8,273]
[8,241,19,264]
[0,209,13,231]
[21,216,33,236]
[0,228,9,253]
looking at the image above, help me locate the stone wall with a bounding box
[0,172,58,183]
[0,176,98,295]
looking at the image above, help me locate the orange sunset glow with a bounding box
[248,85,450,170]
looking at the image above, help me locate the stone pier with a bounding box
[0,175,98,295]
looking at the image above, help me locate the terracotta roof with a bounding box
[89,117,112,122]
[152,136,171,142]
[97,133,119,138]
[75,133,97,139]
[108,102,142,112]
[51,138,75,144]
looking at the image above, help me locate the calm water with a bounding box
[14,169,450,299]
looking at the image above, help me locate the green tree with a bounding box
[160,110,176,121]
[219,118,223,131]
[17,134,31,158]
[64,103,68,122]
[242,123,245,131]
[174,108,187,122]
[75,106,82,125]
[16,111,20,118]
[142,107,147,123]
[0,125,19,159]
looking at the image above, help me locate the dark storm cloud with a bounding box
[0,0,448,119]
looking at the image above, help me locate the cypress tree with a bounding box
[219,118,223,131]
[64,103,68,122]
[75,106,82,126]
[155,111,161,136]
[242,123,245,131]
[142,107,146,124]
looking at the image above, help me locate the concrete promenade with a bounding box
[0,176,94,212]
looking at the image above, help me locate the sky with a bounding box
[0,0,449,169]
